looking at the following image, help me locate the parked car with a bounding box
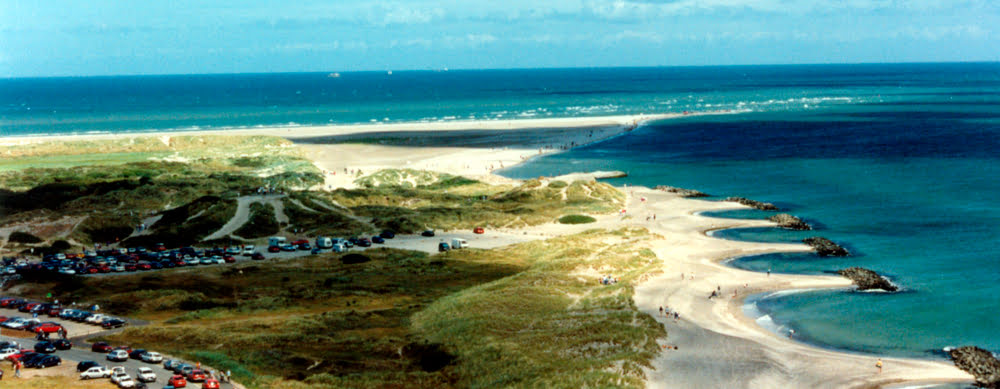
[422,229,436,237]
[438,242,451,252]
[163,359,182,371]
[103,318,128,329]
[297,242,312,250]
[202,378,221,389]
[140,351,163,363]
[242,245,256,256]
[223,255,236,263]
[187,369,207,382]
[168,374,188,388]
[357,238,372,247]
[371,236,385,244]
[111,370,130,384]
[267,245,281,253]
[81,365,112,379]
[33,322,64,334]
[54,339,72,350]
[77,360,100,372]
[474,226,485,234]
[32,354,61,368]
[129,348,148,360]
[251,253,265,260]
[119,376,138,388]
[107,349,129,362]
[34,341,56,354]
[379,230,396,239]
[92,342,113,353]
[280,244,297,252]
[137,366,157,382]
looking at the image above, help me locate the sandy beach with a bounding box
[1,113,975,388]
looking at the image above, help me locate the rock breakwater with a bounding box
[724,197,778,211]
[949,346,1000,388]
[656,185,709,198]
[803,237,849,256]
[837,267,897,292]
[768,213,812,230]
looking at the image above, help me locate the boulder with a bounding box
[803,237,849,256]
[837,267,897,292]
[768,214,812,230]
[949,346,1000,388]
[724,197,779,211]
[655,185,709,198]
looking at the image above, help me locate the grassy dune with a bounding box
[16,228,669,389]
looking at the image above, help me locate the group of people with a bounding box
[600,275,618,285]
[659,306,680,322]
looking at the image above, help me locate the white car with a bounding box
[242,245,256,255]
[118,376,136,388]
[59,267,77,275]
[86,314,107,324]
[140,351,163,363]
[110,371,130,384]
[1,317,26,328]
[0,347,20,359]
[137,366,157,382]
[107,349,129,362]
[210,256,225,265]
[80,366,112,379]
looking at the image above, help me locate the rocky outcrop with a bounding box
[768,214,812,230]
[949,346,1000,388]
[837,267,897,292]
[803,237,849,256]
[724,197,779,211]
[655,185,709,198]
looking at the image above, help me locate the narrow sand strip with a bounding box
[625,187,973,389]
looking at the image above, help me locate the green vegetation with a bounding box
[235,202,281,239]
[329,171,624,233]
[0,136,322,246]
[282,195,370,237]
[19,229,665,389]
[558,214,597,224]
[354,168,478,189]
[122,196,237,248]
[7,231,42,244]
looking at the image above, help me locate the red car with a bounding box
[113,345,132,353]
[187,369,207,382]
[138,262,152,270]
[473,226,485,234]
[267,246,281,253]
[202,378,221,389]
[0,298,16,307]
[98,265,111,273]
[169,375,188,388]
[7,349,34,361]
[125,263,137,271]
[34,322,63,334]
[86,267,99,274]
[222,255,235,263]
[47,308,62,316]
[154,243,167,252]
[91,342,113,353]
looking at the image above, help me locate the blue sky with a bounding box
[2,0,998,76]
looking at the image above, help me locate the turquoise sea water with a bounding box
[501,63,1000,360]
[3,64,999,364]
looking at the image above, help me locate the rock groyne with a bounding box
[656,185,709,198]
[768,213,812,230]
[803,237,849,257]
[837,267,897,292]
[949,346,1000,388]
[724,197,779,211]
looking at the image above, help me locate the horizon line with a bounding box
[5,60,999,80]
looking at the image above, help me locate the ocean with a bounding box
[3,64,999,365]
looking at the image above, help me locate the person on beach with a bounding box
[788,329,795,338]
[767,268,771,277]
[659,306,664,316]
[876,358,883,374]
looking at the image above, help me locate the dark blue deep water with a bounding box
[3,63,999,362]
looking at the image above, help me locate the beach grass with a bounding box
[16,229,665,389]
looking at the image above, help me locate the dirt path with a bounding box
[203,195,287,241]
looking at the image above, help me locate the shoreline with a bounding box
[622,188,972,388]
[1,112,973,387]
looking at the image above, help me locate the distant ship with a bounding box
[387,70,392,75]
[327,73,340,78]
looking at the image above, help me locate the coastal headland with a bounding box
[0,113,975,388]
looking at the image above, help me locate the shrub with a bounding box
[8,231,42,244]
[558,214,597,224]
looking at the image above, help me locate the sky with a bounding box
[2,0,999,77]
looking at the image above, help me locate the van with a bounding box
[332,243,346,253]
[451,238,468,249]
[268,237,286,247]
[316,236,333,249]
